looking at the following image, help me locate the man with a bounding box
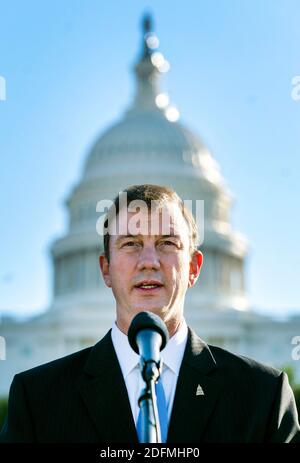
[1,184,300,443]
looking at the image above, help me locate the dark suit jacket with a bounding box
[1,327,300,443]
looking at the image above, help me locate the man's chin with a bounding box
[131,305,167,317]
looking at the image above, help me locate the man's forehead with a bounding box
[108,202,189,237]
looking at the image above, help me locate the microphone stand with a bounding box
[137,359,162,443]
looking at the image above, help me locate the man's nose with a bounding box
[137,244,160,271]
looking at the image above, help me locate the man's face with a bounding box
[99,201,203,333]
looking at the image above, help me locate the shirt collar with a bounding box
[161,319,188,375]
[111,321,140,378]
[111,318,188,378]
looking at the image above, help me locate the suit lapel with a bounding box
[76,327,222,443]
[167,328,223,443]
[76,330,138,443]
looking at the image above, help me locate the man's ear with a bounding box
[188,250,203,288]
[99,253,112,288]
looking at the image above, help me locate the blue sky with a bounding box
[0,0,299,319]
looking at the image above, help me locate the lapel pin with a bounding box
[196,384,204,396]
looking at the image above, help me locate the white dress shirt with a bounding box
[111,319,188,425]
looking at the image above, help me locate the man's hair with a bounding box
[103,184,199,262]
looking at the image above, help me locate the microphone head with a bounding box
[128,311,169,354]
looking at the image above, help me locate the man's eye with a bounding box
[161,240,177,247]
[122,241,138,247]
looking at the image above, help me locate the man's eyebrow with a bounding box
[160,234,181,239]
[113,233,182,244]
[114,234,138,244]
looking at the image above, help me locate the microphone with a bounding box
[128,311,169,383]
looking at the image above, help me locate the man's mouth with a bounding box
[134,281,163,292]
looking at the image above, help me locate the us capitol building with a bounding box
[1,16,300,395]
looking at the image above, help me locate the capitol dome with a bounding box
[51,14,249,314]
[84,109,224,187]
[82,14,227,196]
